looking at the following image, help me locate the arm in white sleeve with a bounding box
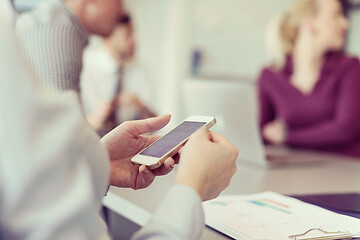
[131,185,205,240]
[0,6,110,240]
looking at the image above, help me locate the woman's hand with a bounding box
[263,120,287,145]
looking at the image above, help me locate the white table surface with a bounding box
[103,148,360,239]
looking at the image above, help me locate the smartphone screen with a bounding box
[140,121,206,158]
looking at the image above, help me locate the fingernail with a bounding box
[140,165,148,175]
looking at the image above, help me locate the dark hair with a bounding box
[117,14,131,25]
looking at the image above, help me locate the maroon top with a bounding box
[258,52,360,157]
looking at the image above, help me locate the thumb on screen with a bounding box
[192,126,211,141]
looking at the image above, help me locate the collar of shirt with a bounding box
[86,42,122,74]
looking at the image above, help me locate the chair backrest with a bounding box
[182,79,266,165]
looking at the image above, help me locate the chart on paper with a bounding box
[203,192,360,240]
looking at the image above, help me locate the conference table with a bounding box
[103,147,360,239]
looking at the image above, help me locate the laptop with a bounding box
[182,79,326,168]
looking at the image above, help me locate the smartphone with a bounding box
[131,116,216,169]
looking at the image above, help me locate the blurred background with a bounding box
[14,0,360,125]
[11,2,360,238]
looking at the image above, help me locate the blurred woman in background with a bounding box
[258,0,360,157]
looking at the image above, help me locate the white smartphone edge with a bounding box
[131,116,217,169]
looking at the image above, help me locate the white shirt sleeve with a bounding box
[0,6,110,240]
[131,185,205,240]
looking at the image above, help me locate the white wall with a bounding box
[189,0,290,77]
[124,0,292,123]
[124,0,193,125]
[347,8,360,57]
[14,0,43,10]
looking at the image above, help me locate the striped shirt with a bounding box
[16,0,88,93]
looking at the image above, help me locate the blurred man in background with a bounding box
[16,0,125,95]
[81,15,155,136]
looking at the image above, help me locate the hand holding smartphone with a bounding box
[131,116,216,169]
